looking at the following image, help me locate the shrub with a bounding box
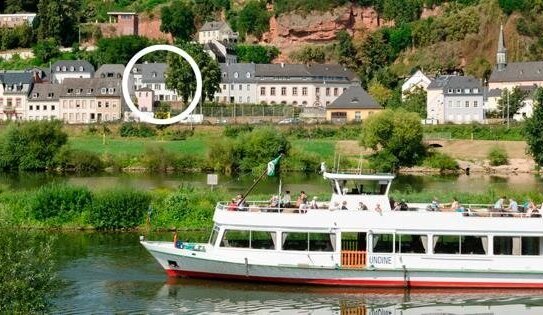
[223,124,254,138]
[421,151,459,171]
[119,122,156,137]
[0,231,60,313]
[236,127,291,172]
[140,144,177,171]
[90,189,151,229]
[54,148,103,172]
[367,150,399,172]
[30,184,92,221]
[488,146,509,166]
[165,128,194,140]
[0,120,68,171]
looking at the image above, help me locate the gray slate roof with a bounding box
[200,21,228,32]
[29,83,62,101]
[52,60,95,74]
[133,63,167,84]
[242,63,358,83]
[489,61,543,83]
[58,78,121,98]
[326,86,381,110]
[0,71,33,94]
[428,75,482,94]
[220,63,256,83]
[96,64,125,79]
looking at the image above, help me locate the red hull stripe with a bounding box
[166,269,543,289]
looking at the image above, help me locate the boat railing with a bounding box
[216,201,312,213]
[341,250,366,268]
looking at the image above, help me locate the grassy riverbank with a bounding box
[2,184,543,231]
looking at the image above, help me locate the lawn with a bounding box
[291,139,335,159]
[68,136,207,156]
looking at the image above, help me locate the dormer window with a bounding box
[32,93,38,98]
[62,66,66,71]
[56,66,60,71]
[464,88,470,94]
[79,66,84,72]
[70,66,75,71]
[447,89,453,93]
[108,88,115,94]
[75,89,81,94]
[152,71,157,78]
[234,72,239,78]
[473,88,479,93]
[67,88,73,94]
[132,68,137,73]
[47,92,53,98]
[101,88,106,94]
[87,88,93,94]
[455,89,461,93]
[246,72,251,78]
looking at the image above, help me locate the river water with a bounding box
[47,232,543,314]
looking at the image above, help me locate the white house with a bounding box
[198,21,238,44]
[401,70,433,99]
[26,83,61,121]
[51,60,95,84]
[0,71,34,121]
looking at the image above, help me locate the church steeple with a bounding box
[497,24,507,71]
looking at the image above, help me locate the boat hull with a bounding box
[143,242,543,289]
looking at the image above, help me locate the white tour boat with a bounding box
[141,172,543,288]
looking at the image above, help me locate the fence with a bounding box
[201,105,299,117]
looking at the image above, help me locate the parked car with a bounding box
[278,118,302,125]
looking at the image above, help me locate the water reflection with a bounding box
[1,171,543,195]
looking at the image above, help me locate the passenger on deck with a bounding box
[330,202,340,211]
[282,191,291,208]
[296,191,308,207]
[507,198,519,213]
[227,199,238,211]
[310,197,318,209]
[269,195,279,208]
[374,203,383,214]
[526,199,537,216]
[393,202,401,211]
[493,196,506,211]
[399,199,408,211]
[357,202,368,211]
[431,197,440,211]
[450,198,461,212]
[341,201,349,210]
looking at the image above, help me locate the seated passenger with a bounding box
[282,191,291,208]
[330,202,340,211]
[269,195,279,208]
[507,198,519,213]
[431,197,440,211]
[357,202,368,211]
[393,202,401,211]
[450,198,460,212]
[341,201,348,210]
[374,203,383,214]
[493,196,506,211]
[399,199,408,211]
[310,196,318,209]
[227,199,238,211]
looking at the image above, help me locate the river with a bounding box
[47,231,543,314]
[2,171,543,195]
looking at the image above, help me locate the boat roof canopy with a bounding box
[323,172,395,181]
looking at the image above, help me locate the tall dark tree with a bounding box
[160,1,196,41]
[525,88,543,167]
[165,42,221,103]
[235,0,270,39]
[37,0,81,46]
[91,36,151,66]
[336,30,358,69]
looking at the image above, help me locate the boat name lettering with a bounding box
[369,255,392,265]
[369,309,392,315]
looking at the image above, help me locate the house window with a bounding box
[234,72,238,78]
[222,84,226,90]
[474,101,478,107]
[52,106,55,111]
[464,88,470,94]
[246,72,251,78]
[15,99,21,108]
[473,88,479,93]
[29,105,33,110]
[302,87,308,96]
[455,101,461,108]
[281,87,286,96]
[239,84,242,90]
[355,111,361,122]
[448,101,453,108]
[292,87,298,96]
[230,84,234,90]
[246,84,250,91]
[260,87,266,96]
[456,89,461,94]
[36,105,40,110]
[101,88,106,94]
[334,88,338,96]
[270,87,276,96]
[465,101,470,108]
[246,96,250,103]
[315,87,320,95]
[326,88,330,96]
[154,84,160,90]
[44,105,47,110]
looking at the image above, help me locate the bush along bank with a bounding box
[0,183,230,230]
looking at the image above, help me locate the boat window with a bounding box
[209,227,219,246]
[372,234,394,253]
[521,237,540,256]
[395,234,427,254]
[220,229,250,248]
[309,233,335,252]
[251,231,275,250]
[460,236,487,255]
[282,232,308,251]
[433,235,460,254]
[494,236,516,255]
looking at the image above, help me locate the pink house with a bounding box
[136,87,154,112]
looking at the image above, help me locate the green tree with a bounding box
[235,0,270,39]
[32,38,60,63]
[465,57,492,83]
[358,31,392,85]
[402,87,427,118]
[498,0,527,14]
[236,44,279,63]
[166,42,221,103]
[90,36,150,65]
[368,80,392,107]
[37,0,81,46]
[289,45,326,63]
[525,88,543,167]
[360,109,425,168]
[0,120,68,171]
[160,1,196,41]
[382,0,422,25]
[336,30,358,69]
[497,87,527,119]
